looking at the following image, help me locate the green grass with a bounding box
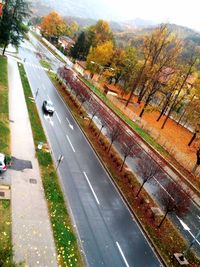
[18,63,83,267]
[0,56,10,155]
[39,59,51,70]
[81,77,167,155]
[0,200,18,267]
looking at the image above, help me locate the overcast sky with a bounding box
[103,0,200,31]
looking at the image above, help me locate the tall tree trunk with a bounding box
[97,125,104,139]
[2,44,7,55]
[177,94,195,125]
[158,210,168,228]
[125,62,146,107]
[108,141,113,153]
[157,95,171,122]
[188,132,197,146]
[136,181,146,197]
[137,79,147,104]
[139,94,151,117]
[120,156,127,172]
[161,58,197,129]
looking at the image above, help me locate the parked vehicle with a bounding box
[0,153,6,172]
[42,100,55,115]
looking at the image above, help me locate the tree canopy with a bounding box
[0,0,30,55]
[40,11,66,40]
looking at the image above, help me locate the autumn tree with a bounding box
[136,158,160,196]
[161,56,197,129]
[125,24,182,108]
[120,47,139,95]
[90,20,114,47]
[40,11,66,41]
[0,0,30,55]
[138,31,182,117]
[158,182,191,228]
[86,41,114,77]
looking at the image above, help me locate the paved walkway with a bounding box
[8,56,57,267]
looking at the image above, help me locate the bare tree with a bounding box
[136,158,161,196]
[119,134,140,171]
[158,182,191,228]
[107,121,123,152]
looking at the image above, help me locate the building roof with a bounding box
[59,36,75,44]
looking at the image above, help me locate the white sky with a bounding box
[104,0,200,31]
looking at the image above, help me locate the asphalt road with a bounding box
[19,41,163,267]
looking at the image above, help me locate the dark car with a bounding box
[42,100,55,115]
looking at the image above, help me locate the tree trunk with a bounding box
[188,132,196,146]
[88,114,95,126]
[120,156,127,172]
[158,210,168,228]
[125,63,146,107]
[2,44,7,55]
[97,125,104,139]
[136,181,146,197]
[137,80,147,104]
[108,141,113,153]
[139,97,149,118]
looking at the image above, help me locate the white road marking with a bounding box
[44,114,49,120]
[42,84,46,91]
[116,242,130,267]
[153,176,174,200]
[47,94,52,102]
[55,111,61,123]
[66,135,75,152]
[66,117,74,130]
[83,172,100,205]
[49,118,54,127]
[177,217,200,246]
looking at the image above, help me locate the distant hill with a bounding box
[29,1,200,62]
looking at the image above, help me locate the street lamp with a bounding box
[174,217,200,264]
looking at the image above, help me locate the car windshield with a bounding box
[46,101,54,108]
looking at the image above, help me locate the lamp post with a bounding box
[175,217,200,264]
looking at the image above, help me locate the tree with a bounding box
[136,158,160,196]
[119,133,140,171]
[107,121,123,153]
[125,24,182,108]
[161,57,197,129]
[86,41,114,76]
[0,0,30,55]
[90,20,114,47]
[70,31,92,60]
[40,11,66,41]
[158,182,191,228]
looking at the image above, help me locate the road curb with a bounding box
[54,85,168,267]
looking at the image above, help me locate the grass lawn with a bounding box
[18,63,83,267]
[0,56,10,155]
[0,200,16,266]
[39,59,51,70]
[0,56,15,266]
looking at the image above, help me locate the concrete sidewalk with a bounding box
[8,56,57,266]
